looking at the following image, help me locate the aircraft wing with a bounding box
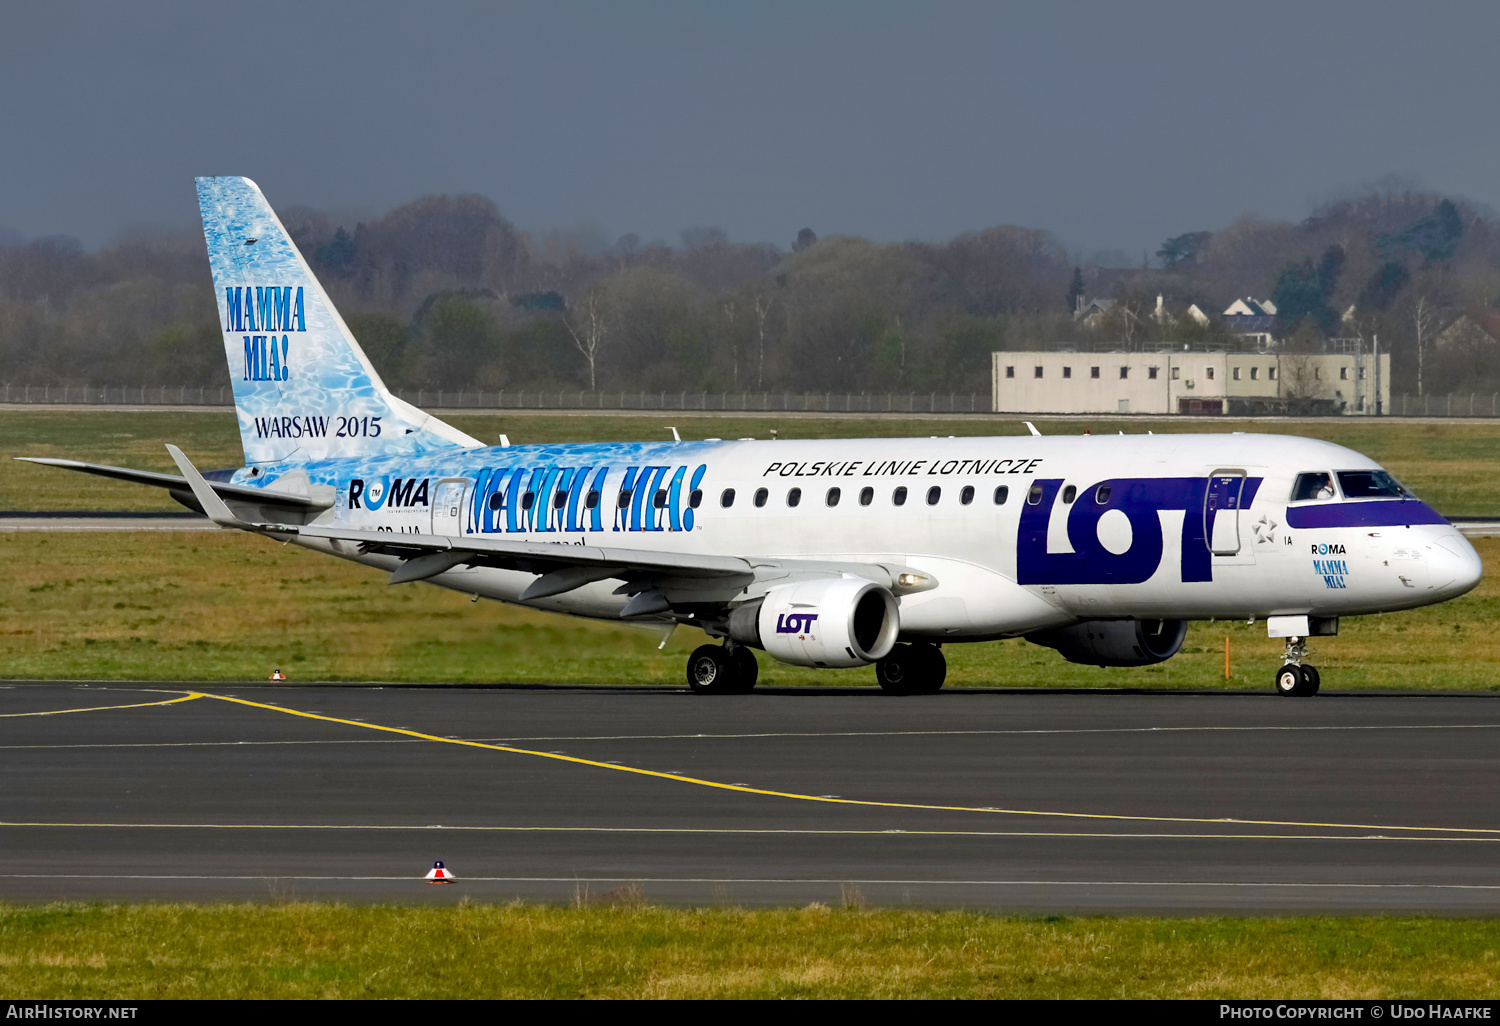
[14,457,332,514]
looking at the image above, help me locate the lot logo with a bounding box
[1311,543,1346,555]
[1017,476,1264,587]
[775,613,818,634]
[226,286,306,382]
[349,477,429,511]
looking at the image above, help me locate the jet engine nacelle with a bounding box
[1025,618,1187,667]
[728,577,900,668]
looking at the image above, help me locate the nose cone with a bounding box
[1432,530,1484,600]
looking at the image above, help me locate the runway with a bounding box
[3,682,1499,913]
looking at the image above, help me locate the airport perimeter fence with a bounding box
[0,384,993,414]
[3,383,1500,417]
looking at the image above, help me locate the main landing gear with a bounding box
[686,643,759,695]
[876,643,947,695]
[1275,636,1321,697]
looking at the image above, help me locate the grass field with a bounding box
[2,529,1496,688]
[5,408,1500,514]
[3,903,1498,999]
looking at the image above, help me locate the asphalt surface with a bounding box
[3,682,1499,913]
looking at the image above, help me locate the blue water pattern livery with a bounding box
[226,286,305,381]
[458,463,709,534]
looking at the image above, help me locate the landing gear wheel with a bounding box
[876,643,947,695]
[729,646,759,694]
[1275,663,1314,697]
[687,644,737,695]
[1302,665,1321,695]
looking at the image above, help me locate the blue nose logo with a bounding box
[775,613,818,634]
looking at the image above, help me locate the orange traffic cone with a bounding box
[269,669,286,681]
[425,860,454,884]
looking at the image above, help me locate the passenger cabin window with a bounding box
[993,485,1009,505]
[1026,484,1044,505]
[1062,485,1077,504]
[585,490,600,509]
[689,489,703,508]
[826,487,841,507]
[926,486,941,505]
[1291,472,1336,502]
[786,487,801,507]
[1337,471,1410,499]
[488,492,504,511]
[618,489,633,508]
[753,487,768,507]
[960,485,975,505]
[521,491,535,510]
[552,490,568,509]
[892,486,908,506]
[859,486,874,506]
[652,489,668,508]
[1095,484,1111,504]
[720,488,736,507]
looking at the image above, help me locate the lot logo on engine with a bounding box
[775,613,818,634]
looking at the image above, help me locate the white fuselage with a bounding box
[263,431,1482,642]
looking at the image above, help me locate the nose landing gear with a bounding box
[1274,636,1320,697]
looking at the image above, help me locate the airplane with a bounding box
[18,177,1484,697]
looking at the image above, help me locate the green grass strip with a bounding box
[2,903,1499,998]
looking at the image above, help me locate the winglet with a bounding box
[165,444,245,528]
[1023,421,1041,437]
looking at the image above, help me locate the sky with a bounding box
[4,1,1499,259]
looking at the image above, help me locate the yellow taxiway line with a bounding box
[0,693,203,718]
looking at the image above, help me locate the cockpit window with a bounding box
[1291,472,1336,502]
[1337,470,1411,499]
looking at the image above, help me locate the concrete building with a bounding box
[991,349,1390,415]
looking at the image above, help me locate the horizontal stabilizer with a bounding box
[14,457,332,512]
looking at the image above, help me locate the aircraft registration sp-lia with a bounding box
[19,178,1484,696]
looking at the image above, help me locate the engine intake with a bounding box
[729,577,899,668]
[1025,618,1187,667]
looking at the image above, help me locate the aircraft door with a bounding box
[1204,471,1246,556]
[431,478,470,537]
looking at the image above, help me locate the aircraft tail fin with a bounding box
[196,176,481,466]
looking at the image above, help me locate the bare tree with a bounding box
[722,298,738,390]
[753,293,774,390]
[1278,353,1323,403]
[1412,293,1436,396]
[564,286,608,391]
